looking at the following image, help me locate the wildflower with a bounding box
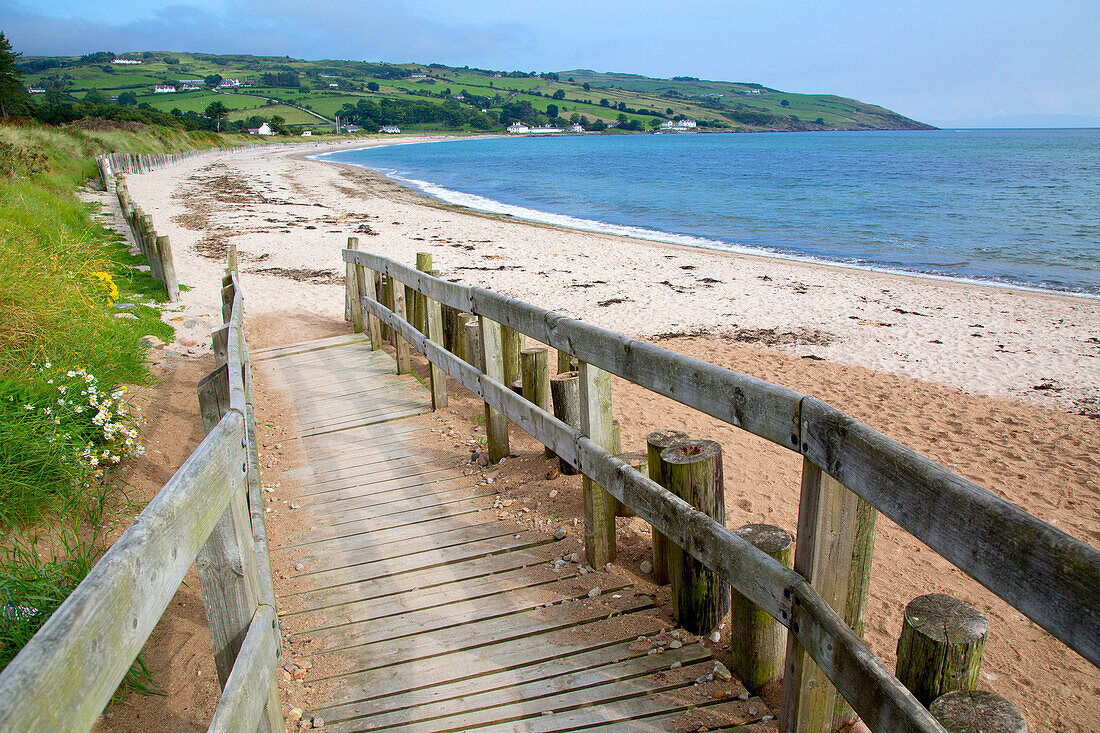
[23,404,33,411]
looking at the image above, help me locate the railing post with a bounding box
[646,429,688,585]
[730,523,792,696]
[157,235,179,303]
[414,252,432,334]
[781,457,878,732]
[579,360,615,567]
[346,237,364,333]
[550,371,581,475]
[390,277,411,373]
[425,288,448,410]
[380,274,394,342]
[479,316,510,463]
[896,594,988,706]
[520,347,553,458]
[360,266,382,350]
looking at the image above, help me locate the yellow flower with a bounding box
[91,271,119,303]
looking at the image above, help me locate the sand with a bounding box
[108,138,1099,731]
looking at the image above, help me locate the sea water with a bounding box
[319,129,1100,296]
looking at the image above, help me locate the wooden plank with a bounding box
[299,407,429,437]
[391,278,411,373]
[208,605,279,733]
[284,489,496,537]
[303,485,496,524]
[252,334,369,359]
[331,645,714,732]
[291,463,461,501]
[0,414,246,731]
[319,609,670,717]
[801,395,1100,667]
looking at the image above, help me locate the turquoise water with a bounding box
[319,130,1100,296]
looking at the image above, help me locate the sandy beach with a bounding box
[115,138,1099,731]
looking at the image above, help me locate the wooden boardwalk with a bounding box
[255,334,775,733]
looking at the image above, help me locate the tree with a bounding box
[545,104,558,118]
[0,32,30,118]
[551,89,565,100]
[117,91,138,107]
[780,99,790,107]
[600,98,609,107]
[367,81,379,92]
[205,73,223,88]
[205,100,229,132]
[582,83,590,91]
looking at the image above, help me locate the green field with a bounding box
[21,52,932,133]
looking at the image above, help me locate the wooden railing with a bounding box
[0,252,281,732]
[343,246,1100,733]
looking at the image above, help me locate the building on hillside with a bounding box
[528,126,562,134]
[410,73,427,79]
[506,123,530,133]
[112,59,141,65]
[661,118,698,130]
[180,83,201,91]
[569,124,584,132]
[301,130,312,137]
[178,79,203,85]
[27,87,45,94]
[329,83,339,88]
[218,78,241,88]
[153,85,176,94]
[340,124,361,133]
[379,125,401,134]
[247,123,274,135]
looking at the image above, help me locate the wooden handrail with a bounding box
[0,258,282,732]
[347,248,1100,731]
[343,247,1100,668]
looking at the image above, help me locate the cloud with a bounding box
[1,0,530,65]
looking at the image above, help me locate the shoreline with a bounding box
[317,135,1100,302]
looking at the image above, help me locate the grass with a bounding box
[0,118,240,691]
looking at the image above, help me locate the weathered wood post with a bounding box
[157,236,180,303]
[425,284,448,411]
[479,317,510,463]
[346,237,364,333]
[579,361,615,568]
[141,214,163,281]
[390,278,411,374]
[930,691,1026,733]
[646,429,689,585]
[442,304,458,354]
[781,458,879,732]
[359,265,383,350]
[520,347,553,457]
[502,326,524,386]
[550,371,581,475]
[609,420,634,517]
[456,312,476,364]
[379,275,394,342]
[896,594,988,706]
[414,252,432,334]
[557,349,574,374]
[730,524,792,695]
[661,440,729,634]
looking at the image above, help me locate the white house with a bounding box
[180,83,201,91]
[301,130,312,137]
[247,123,274,135]
[379,125,401,134]
[112,59,141,65]
[569,124,584,132]
[153,85,176,94]
[27,87,45,94]
[218,78,241,88]
[506,123,530,133]
[329,83,339,88]
[410,73,427,79]
[528,126,562,134]
[677,118,697,128]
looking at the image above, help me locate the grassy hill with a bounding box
[19,51,933,134]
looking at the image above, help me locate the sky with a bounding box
[3,0,1098,127]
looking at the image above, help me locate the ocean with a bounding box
[318,129,1100,296]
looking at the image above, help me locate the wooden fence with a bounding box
[343,247,1100,733]
[111,173,179,302]
[0,252,281,732]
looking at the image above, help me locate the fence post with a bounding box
[579,361,615,568]
[646,429,689,585]
[479,317,510,463]
[730,523,792,695]
[930,691,1026,733]
[141,214,164,281]
[360,266,382,350]
[502,326,524,386]
[896,594,988,706]
[781,458,878,733]
[414,252,432,334]
[662,439,729,635]
[455,312,476,363]
[557,349,574,374]
[390,278,411,374]
[520,347,553,458]
[425,291,448,410]
[380,275,394,342]
[157,236,179,303]
[346,237,363,333]
[550,371,581,475]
